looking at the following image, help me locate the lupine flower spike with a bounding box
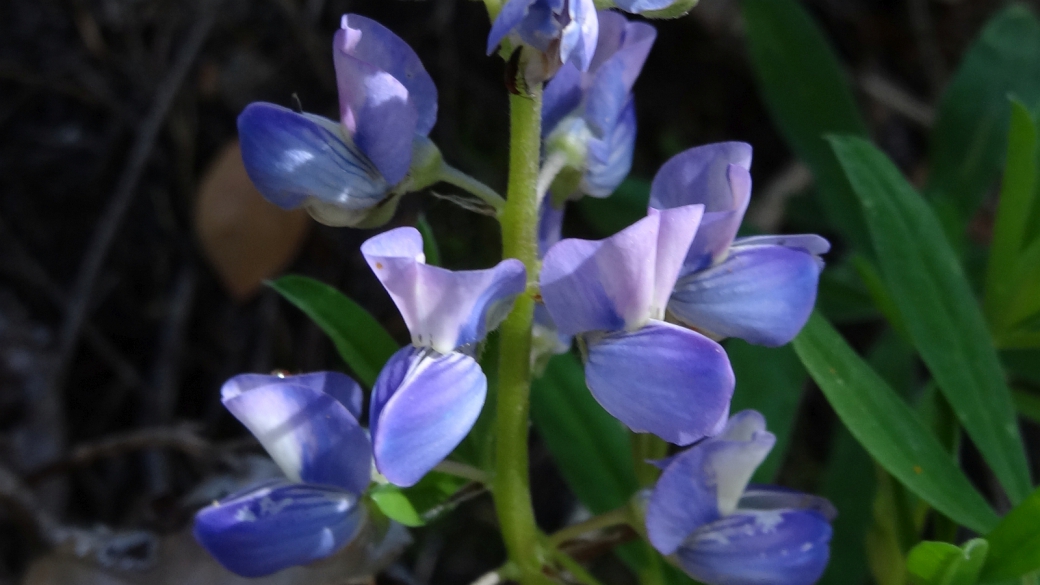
[541,10,655,200]
[649,142,830,346]
[238,14,441,227]
[487,0,599,85]
[193,372,373,577]
[539,204,735,445]
[645,410,835,585]
[362,227,526,487]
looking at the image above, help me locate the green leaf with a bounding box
[830,135,1032,504]
[416,213,442,267]
[792,312,999,534]
[982,485,1040,580]
[741,0,871,250]
[908,539,989,585]
[368,471,468,527]
[1013,390,1040,426]
[268,275,399,387]
[531,353,638,514]
[576,177,650,237]
[819,429,874,585]
[985,100,1038,331]
[725,339,806,482]
[927,5,1040,229]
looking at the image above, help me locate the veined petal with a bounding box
[221,375,371,495]
[370,346,487,487]
[680,164,752,271]
[334,50,418,185]
[584,98,635,198]
[645,410,774,555]
[733,234,831,255]
[649,142,752,212]
[223,371,364,420]
[675,509,832,585]
[584,320,734,445]
[584,57,628,138]
[540,205,703,335]
[193,481,365,578]
[487,0,537,54]
[560,0,598,71]
[238,102,389,212]
[740,486,837,521]
[543,63,584,135]
[589,12,656,92]
[336,14,437,136]
[669,244,825,347]
[362,227,526,352]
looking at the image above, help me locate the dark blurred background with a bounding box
[0,0,1035,583]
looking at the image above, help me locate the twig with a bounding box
[745,161,813,233]
[0,464,62,547]
[45,1,220,455]
[859,71,935,128]
[25,423,214,483]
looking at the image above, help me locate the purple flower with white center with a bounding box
[645,410,835,585]
[649,142,830,347]
[487,0,599,82]
[362,227,526,486]
[539,204,735,445]
[193,372,373,577]
[541,11,654,200]
[238,14,440,227]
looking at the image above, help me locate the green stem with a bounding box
[438,164,507,215]
[434,460,491,484]
[551,548,609,585]
[494,88,545,583]
[547,506,633,547]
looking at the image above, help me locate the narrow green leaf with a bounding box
[831,135,1032,504]
[531,353,638,514]
[368,472,468,528]
[268,275,399,387]
[982,485,1040,580]
[908,539,989,585]
[986,100,1039,331]
[793,312,999,534]
[416,213,442,267]
[742,0,872,250]
[725,340,806,482]
[1001,236,1040,344]
[369,485,423,527]
[1013,390,1040,426]
[927,5,1040,228]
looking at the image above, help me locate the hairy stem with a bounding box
[495,87,545,584]
[438,164,507,215]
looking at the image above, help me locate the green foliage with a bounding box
[907,539,989,585]
[792,312,999,534]
[926,5,1040,233]
[416,213,442,267]
[830,135,1031,504]
[981,486,1040,581]
[741,0,871,250]
[725,340,806,482]
[368,472,468,527]
[577,177,651,236]
[268,275,400,387]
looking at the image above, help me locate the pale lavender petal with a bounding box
[584,320,734,445]
[614,0,683,12]
[542,62,584,134]
[646,410,775,554]
[221,375,371,494]
[487,0,537,54]
[583,99,635,198]
[584,17,654,135]
[193,481,364,577]
[370,346,486,487]
[540,205,703,335]
[733,234,831,255]
[649,142,752,212]
[222,371,364,420]
[336,14,437,135]
[584,56,628,137]
[740,486,838,521]
[560,0,598,71]
[669,244,825,347]
[334,52,417,185]
[676,509,832,585]
[238,102,389,211]
[362,227,526,352]
[680,163,752,272]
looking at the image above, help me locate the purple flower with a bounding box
[649,142,830,346]
[612,0,699,18]
[193,372,372,577]
[542,11,655,199]
[539,205,734,445]
[362,227,526,486]
[239,14,440,227]
[532,200,572,370]
[645,411,835,585]
[487,0,599,78]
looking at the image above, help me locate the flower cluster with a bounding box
[198,6,835,584]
